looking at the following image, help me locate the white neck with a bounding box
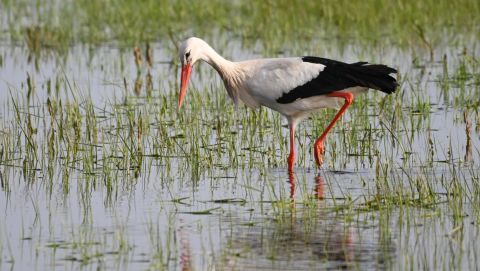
[199,44,235,77]
[195,40,250,107]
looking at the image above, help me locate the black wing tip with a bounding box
[381,81,399,94]
[355,63,399,94]
[366,64,398,75]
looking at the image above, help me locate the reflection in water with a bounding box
[289,173,353,265]
[134,46,142,69]
[464,111,472,163]
[134,74,143,96]
[288,172,324,201]
[133,71,154,97]
[178,220,192,271]
[219,173,394,270]
[314,174,325,200]
[146,42,153,68]
[146,71,153,97]
[288,171,296,204]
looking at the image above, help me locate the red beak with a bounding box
[178,64,192,110]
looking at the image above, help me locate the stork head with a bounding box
[178,37,208,110]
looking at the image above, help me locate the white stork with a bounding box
[178,37,398,173]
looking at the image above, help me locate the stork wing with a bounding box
[276,56,398,104]
[244,57,326,102]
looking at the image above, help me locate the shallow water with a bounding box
[1,34,480,271]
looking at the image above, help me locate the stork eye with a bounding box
[185,51,191,58]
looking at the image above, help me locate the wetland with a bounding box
[1,0,480,270]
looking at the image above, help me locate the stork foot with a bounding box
[314,139,325,166]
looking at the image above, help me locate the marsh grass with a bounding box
[1,50,479,188]
[2,0,480,56]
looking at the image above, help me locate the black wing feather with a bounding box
[276,56,398,104]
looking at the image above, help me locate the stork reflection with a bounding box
[178,220,192,271]
[286,172,354,264]
[287,172,325,200]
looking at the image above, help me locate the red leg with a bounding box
[314,92,354,166]
[288,123,296,173]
